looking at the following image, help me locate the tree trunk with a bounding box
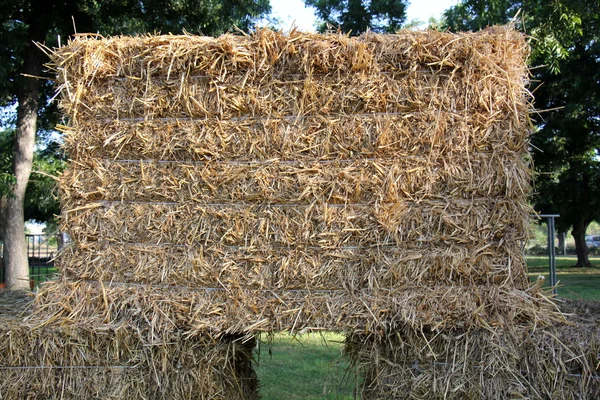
[0,1,49,289]
[557,232,566,255]
[0,214,5,284]
[572,218,592,268]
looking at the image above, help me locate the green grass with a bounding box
[526,256,600,301]
[526,255,600,269]
[255,333,357,400]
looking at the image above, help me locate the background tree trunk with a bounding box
[557,231,566,255]
[0,204,6,284]
[572,218,592,268]
[0,1,49,289]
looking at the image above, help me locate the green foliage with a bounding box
[304,0,408,34]
[532,31,600,233]
[442,0,518,32]
[24,140,66,223]
[0,129,65,222]
[74,0,271,36]
[0,1,28,110]
[442,0,593,73]
[0,1,61,132]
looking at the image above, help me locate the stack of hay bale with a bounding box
[1,27,597,398]
[47,28,551,334]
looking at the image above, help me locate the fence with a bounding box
[0,233,68,287]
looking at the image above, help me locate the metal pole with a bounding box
[549,217,557,295]
[539,214,559,296]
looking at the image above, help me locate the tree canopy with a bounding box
[444,0,600,266]
[304,0,408,34]
[0,129,63,224]
[0,130,16,199]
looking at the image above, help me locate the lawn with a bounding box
[526,255,600,269]
[256,332,356,400]
[526,256,600,301]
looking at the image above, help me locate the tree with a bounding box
[0,0,271,289]
[0,131,16,200]
[304,0,408,34]
[531,38,600,267]
[442,0,519,32]
[443,0,600,267]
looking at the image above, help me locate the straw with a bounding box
[345,300,600,399]
[45,24,549,337]
[0,290,257,400]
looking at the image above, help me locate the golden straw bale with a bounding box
[33,278,562,336]
[52,28,528,114]
[57,241,529,290]
[346,302,600,399]
[48,26,545,334]
[60,200,530,248]
[0,290,257,400]
[60,155,530,208]
[59,71,522,120]
[40,25,599,400]
[60,115,529,162]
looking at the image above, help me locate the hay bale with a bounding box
[33,277,562,336]
[54,29,530,121]
[345,302,600,399]
[61,200,529,250]
[58,113,529,161]
[60,155,530,207]
[57,241,528,289]
[48,27,548,333]
[0,290,257,400]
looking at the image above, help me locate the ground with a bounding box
[256,333,355,400]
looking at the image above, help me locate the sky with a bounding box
[268,0,460,32]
